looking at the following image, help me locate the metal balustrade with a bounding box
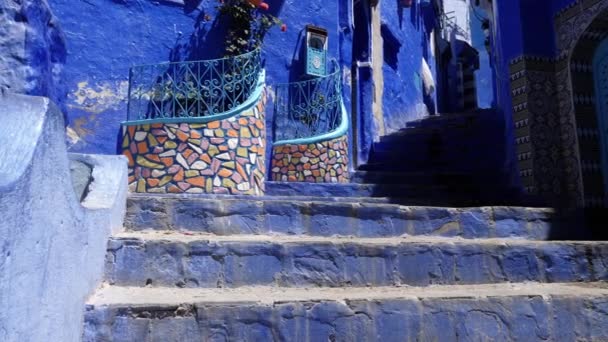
[127,49,261,122]
[273,61,342,142]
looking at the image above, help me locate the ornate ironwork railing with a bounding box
[127,49,261,122]
[273,61,342,142]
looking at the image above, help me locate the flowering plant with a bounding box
[217,0,286,56]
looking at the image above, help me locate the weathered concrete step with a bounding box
[350,170,472,185]
[405,110,495,129]
[126,194,553,239]
[377,127,480,144]
[266,181,467,198]
[106,232,608,288]
[84,282,608,341]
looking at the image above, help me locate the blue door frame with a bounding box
[592,37,608,201]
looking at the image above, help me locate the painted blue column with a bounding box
[355,65,375,166]
[352,0,374,167]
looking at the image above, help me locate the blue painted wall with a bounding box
[48,0,200,154]
[47,0,348,157]
[486,0,578,188]
[379,1,438,133]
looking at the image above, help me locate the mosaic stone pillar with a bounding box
[270,135,349,183]
[121,93,267,195]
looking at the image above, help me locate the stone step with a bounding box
[105,232,608,288]
[84,282,608,341]
[265,181,478,199]
[125,194,553,239]
[405,111,489,129]
[350,170,481,185]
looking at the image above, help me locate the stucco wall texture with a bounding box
[0,0,66,111]
[0,93,128,342]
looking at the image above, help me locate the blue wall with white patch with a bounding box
[47,0,348,157]
[379,1,438,133]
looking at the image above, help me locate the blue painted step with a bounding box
[405,110,491,129]
[265,180,523,206]
[106,232,608,288]
[266,181,476,199]
[125,194,553,239]
[84,283,608,341]
[350,171,472,185]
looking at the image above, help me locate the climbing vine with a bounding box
[216,0,286,56]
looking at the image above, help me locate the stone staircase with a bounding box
[359,110,522,206]
[83,192,608,341]
[83,112,608,341]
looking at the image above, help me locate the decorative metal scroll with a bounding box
[127,49,261,121]
[273,61,342,141]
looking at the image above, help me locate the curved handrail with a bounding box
[126,49,262,123]
[123,70,266,126]
[272,60,344,144]
[273,99,348,146]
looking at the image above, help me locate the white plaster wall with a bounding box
[0,93,127,342]
[442,0,472,44]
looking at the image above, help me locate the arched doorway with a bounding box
[567,11,608,208]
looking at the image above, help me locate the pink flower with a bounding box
[258,2,269,10]
[281,24,287,32]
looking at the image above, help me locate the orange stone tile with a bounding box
[236,163,248,179]
[174,168,184,182]
[227,129,239,137]
[168,185,182,193]
[219,145,228,152]
[128,126,136,139]
[161,157,174,167]
[255,120,264,130]
[137,142,148,154]
[288,164,296,171]
[299,145,307,152]
[147,178,160,187]
[218,168,233,177]
[186,176,205,187]
[176,130,189,142]
[200,154,212,163]
[157,136,167,144]
[151,123,163,129]
[288,175,297,182]
[303,163,311,170]
[239,118,248,125]
[190,130,202,139]
[146,154,161,162]
[123,150,134,167]
[207,121,220,129]
[183,149,193,159]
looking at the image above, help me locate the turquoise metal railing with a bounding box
[127,49,261,122]
[273,61,342,142]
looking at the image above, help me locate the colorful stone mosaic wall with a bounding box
[122,95,266,195]
[270,135,349,183]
